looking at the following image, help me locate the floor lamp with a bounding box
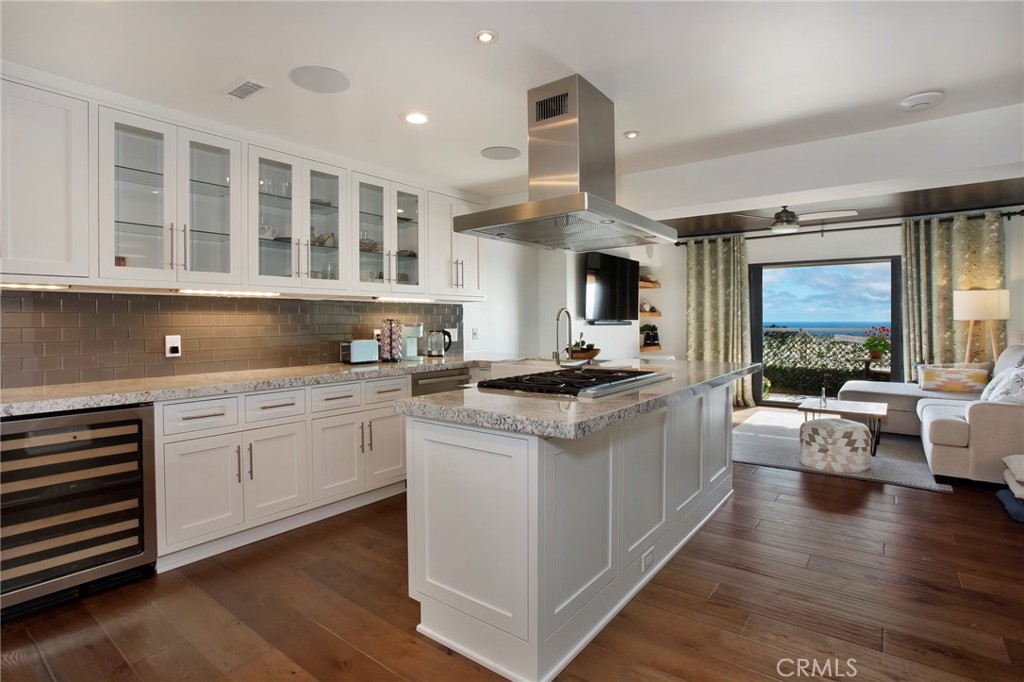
[953,289,1010,362]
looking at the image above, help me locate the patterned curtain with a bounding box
[686,236,755,407]
[901,211,1006,379]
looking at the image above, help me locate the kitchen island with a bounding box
[394,360,758,682]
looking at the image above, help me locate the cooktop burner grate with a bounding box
[478,367,670,397]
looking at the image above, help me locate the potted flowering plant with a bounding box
[863,325,891,359]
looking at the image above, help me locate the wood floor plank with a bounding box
[741,614,977,682]
[83,582,189,665]
[24,602,138,682]
[633,581,751,634]
[557,641,690,682]
[295,587,505,681]
[883,628,1020,681]
[146,570,270,673]
[226,649,319,682]
[130,639,229,682]
[0,626,53,682]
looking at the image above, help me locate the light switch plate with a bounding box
[165,335,182,358]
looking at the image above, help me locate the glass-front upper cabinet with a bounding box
[248,147,347,289]
[351,172,425,294]
[99,108,242,283]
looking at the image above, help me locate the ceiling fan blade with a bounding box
[798,210,859,221]
[731,213,772,220]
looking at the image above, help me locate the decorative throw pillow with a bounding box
[918,366,991,392]
[1003,455,1024,484]
[980,367,1024,403]
[914,362,992,384]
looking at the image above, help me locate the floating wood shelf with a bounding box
[639,311,662,318]
[640,345,662,353]
[639,280,661,289]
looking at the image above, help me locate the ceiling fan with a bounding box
[733,206,859,234]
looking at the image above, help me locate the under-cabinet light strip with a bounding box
[175,289,281,298]
[0,283,71,291]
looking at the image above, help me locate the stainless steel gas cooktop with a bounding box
[477,367,672,398]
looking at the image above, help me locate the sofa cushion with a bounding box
[918,366,990,392]
[839,380,979,414]
[916,397,970,421]
[1004,469,1024,500]
[1004,454,1024,483]
[993,344,1024,376]
[981,367,1024,403]
[920,404,970,447]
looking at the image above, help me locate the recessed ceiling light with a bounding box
[623,131,640,140]
[475,29,498,45]
[402,111,429,125]
[897,90,945,111]
[289,65,351,94]
[480,146,521,160]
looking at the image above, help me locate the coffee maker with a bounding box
[403,323,424,358]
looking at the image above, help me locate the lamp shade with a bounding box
[952,289,1010,321]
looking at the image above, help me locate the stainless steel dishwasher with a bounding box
[1,404,156,618]
[411,369,473,396]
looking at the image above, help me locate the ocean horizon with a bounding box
[763,321,891,336]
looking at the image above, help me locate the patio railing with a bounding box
[761,327,890,398]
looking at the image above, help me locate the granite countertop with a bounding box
[394,360,759,440]
[0,356,487,417]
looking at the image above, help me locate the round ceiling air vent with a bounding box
[480,146,521,160]
[897,91,945,111]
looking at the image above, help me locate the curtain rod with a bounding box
[674,208,1023,245]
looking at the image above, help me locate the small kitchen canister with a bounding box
[380,319,403,362]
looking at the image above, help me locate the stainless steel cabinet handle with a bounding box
[458,259,465,288]
[415,374,471,385]
[375,387,404,394]
[235,445,241,483]
[322,394,354,401]
[168,222,176,268]
[294,239,301,277]
[248,443,254,480]
[182,224,189,270]
[367,420,374,450]
[453,259,459,288]
[181,410,227,421]
[306,239,312,277]
[259,400,296,410]
[393,252,399,284]
[385,250,392,283]
[359,422,365,453]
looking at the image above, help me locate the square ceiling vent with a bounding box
[219,77,270,101]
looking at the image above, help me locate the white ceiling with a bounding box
[3,1,1022,201]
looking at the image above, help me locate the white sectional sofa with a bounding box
[839,345,1024,483]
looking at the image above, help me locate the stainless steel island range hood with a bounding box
[453,74,677,252]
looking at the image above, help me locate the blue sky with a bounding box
[763,262,892,322]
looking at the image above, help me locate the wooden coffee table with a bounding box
[796,398,888,456]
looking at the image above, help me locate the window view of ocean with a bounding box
[763,321,891,337]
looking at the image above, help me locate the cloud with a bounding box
[762,262,892,322]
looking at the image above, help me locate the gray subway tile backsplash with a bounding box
[0,292,463,388]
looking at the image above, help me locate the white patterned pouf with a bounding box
[799,418,872,473]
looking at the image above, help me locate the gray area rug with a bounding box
[733,410,952,493]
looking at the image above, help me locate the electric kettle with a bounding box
[425,329,452,357]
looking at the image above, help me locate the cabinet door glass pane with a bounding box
[257,158,293,278]
[395,190,420,286]
[188,141,231,274]
[113,124,165,270]
[309,170,340,282]
[358,181,385,284]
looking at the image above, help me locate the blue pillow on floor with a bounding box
[996,489,1024,523]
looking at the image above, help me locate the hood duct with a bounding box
[454,74,676,252]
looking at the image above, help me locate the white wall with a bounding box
[461,240,540,359]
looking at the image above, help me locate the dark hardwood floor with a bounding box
[4,409,1022,681]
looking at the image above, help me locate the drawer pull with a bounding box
[321,394,354,402]
[259,400,297,410]
[374,387,404,395]
[414,374,470,386]
[181,410,227,421]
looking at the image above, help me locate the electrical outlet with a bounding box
[165,335,182,358]
[445,327,458,342]
[471,327,479,341]
[640,547,654,573]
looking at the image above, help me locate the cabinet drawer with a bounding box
[365,377,410,404]
[163,397,239,435]
[310,382,363,413]
[244,389,306,423]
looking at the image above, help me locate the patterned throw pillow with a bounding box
[918,366,990,392]
[980,368,1024,403]
[914,362,992,383]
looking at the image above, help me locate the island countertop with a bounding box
[0,356,487,417]
[394,360,759,440]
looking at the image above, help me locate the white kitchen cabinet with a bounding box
[248,147,349,289]
[163,433,245,545]
[311,411,365,502]
[617,407,669,567]
[427,192,485,299]
[364,406,405,485]
[351,173,426,294]
[242,422,309,520]
[1,81,90,278]
[99,107,243,284]
[702,385,733,491]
